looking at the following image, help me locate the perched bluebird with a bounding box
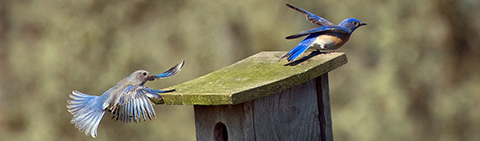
[282,4,366,62]
[67,60,185,138]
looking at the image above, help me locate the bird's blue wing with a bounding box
[286,26,349,39]
[118,85,173,104]
[144,88,174,94]
[143,87,174,101]
[282,34,319,62]
[286,4,334,27]
[152,60,184,79]
[112,94,156,123]
[111,85,174,123]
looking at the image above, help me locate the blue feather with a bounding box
[282,34,319,61]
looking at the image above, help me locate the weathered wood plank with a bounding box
[253,79,321,141]
[156,51,347,105]
[316,73,333,141]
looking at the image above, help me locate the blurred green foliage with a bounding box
[0,0,479,140]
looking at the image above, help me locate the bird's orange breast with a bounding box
[315,32,351,50]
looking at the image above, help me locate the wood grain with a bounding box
[252,79,321,141]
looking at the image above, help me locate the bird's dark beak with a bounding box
[147,75,156,81]
[360,23,367,26]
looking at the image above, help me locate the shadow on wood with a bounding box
[284,51,324,66]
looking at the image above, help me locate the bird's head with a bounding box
[128,70,152,85]
[339,18,367,33]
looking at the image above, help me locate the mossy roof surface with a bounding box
[157,51,347,105]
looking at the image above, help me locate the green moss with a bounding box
[156,51,347,105]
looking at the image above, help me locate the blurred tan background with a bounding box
[0,0,479,140]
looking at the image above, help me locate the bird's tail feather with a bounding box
[282,34,317,62]
[67,90,105,138]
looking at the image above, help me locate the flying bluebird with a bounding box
[67,60,185,138]
[282,4,367,62]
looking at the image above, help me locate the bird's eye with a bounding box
[142,72,147,76]
[353,21,358,25]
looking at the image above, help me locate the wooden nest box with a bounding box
[154,51,347,141]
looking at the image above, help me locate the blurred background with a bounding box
[0,0,479,140]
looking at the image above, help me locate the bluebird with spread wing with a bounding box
[67,60,185,138]
[282,4,366,62]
